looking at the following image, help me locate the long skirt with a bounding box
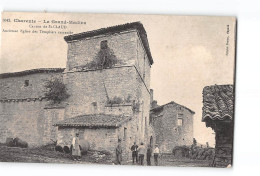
[72,146,81,157]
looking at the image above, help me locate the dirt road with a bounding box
[0,146,212,167]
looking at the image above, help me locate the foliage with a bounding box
[132,101,140,113]
[44,78,69,104]
[172,145,190,158]
[106,95,140,113]
[84,47,123,70]
[107,96,124,105]
[125,94,132,103]
[190,147,215,160]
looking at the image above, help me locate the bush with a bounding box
[172,145,190,158]
[190,147,215,160]
[107,96,124,105]
[44,78,69,104]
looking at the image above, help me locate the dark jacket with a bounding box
[131,145,138,152]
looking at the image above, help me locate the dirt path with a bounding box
[0,146,112,164]
[0,146,212,167]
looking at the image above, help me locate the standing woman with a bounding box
[72,133,81,161]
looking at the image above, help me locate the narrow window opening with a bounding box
[24,80,29,87]
[124,127,127,140]
[100,40,108,49]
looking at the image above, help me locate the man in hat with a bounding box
[146,144,152,166]
[153,144,160,166]
[138,142,146,165]
[130,142,139,164]
[116,139,123,165]
[71,133,81,161]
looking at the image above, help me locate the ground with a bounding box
[0,146,212,167]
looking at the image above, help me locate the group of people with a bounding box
[71,133,161,166]
[116,140,160,166]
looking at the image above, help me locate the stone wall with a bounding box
[57,114,140,162]
[0,72,64,146]
[0,72,63,99]
[150,104,194,153]
[214,122,233,167]
[63,66,138,118]
[66,30,139,71]
[57,127,117,152]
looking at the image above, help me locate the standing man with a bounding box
[146,144,152,166]
[71,133,81,161]
[116,139,123,165]
[153,144,160,166]
[138,142,146,165]
[130,142,139,164]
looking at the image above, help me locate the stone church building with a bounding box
[0,22,155,159]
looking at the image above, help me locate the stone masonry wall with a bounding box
[215,122,233,167]
[0,72,64,146]
[63,66,138,118]
[66,30,138,71]
[0,72,63,99]
[151,104,194,153]
[57,115,140,162]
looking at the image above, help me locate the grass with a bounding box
[0,144,113,164]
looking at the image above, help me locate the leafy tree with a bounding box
[44,78,69,104]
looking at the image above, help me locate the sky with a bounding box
[0,12,236,146]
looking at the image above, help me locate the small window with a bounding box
[100,40,108,49]
[177,118,183,126]
[24,80,29,87]
[177,113,183,118]
[124,127,127,140]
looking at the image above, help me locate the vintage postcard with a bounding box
[0,12,236,167]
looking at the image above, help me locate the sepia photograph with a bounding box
[0,12,236,168]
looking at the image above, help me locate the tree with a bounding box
[44,78,69,104]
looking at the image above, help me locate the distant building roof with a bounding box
[0,68,65,79]
[202,84,234,122]
[64,22,153,65]
[150,101,195,114]
[54,114,131,128]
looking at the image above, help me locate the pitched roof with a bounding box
[0,68,65,79]
[202,84,234,122]
[64,22,153,65]
[150,101,195,114]
[54,114,131,128]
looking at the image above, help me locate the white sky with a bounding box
[0,12,236,146]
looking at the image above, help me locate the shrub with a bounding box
[125,94,132,103]
[83,47,123,70]
[132,101,140,113]
[107,96,124,105]
[172,145,190,158]
[44,78,69,104]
